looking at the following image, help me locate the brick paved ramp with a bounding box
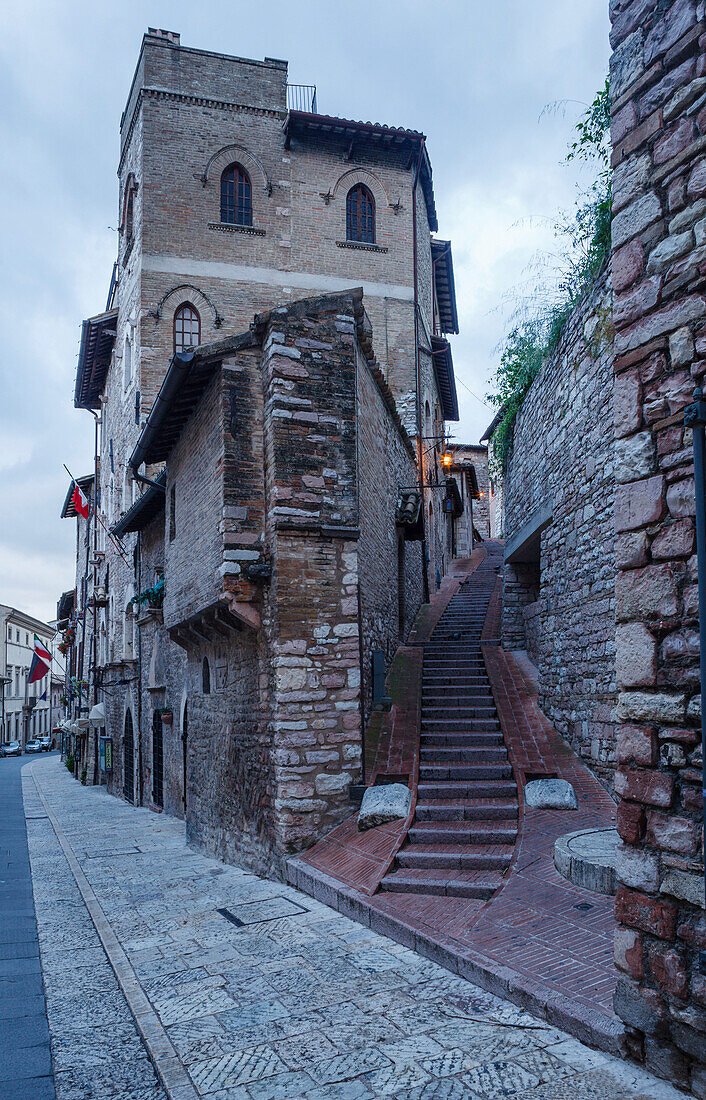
[292,551,624,1056]
[25,757,680,1099]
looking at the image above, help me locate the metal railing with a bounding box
[286,83,317,114]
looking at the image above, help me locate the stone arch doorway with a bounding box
[123,710,135,803]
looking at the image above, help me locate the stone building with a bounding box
[447,442,490,554]
[499,0,706,1089]
[62,29,462,874]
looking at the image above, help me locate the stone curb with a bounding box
[27,765,199,1100]
[287,856,625,1057]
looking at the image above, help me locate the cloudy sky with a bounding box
[0,0,609,623]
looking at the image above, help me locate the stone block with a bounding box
[661,868,706,906]
[616,622,657,687]
[615,564,679,620]
[314,772,352,796]
[612,192,663,250]
[671,1021,706,1059]
[613,975,667,1033]
[654,118,696,166]
[643,0,697,65]
[646,811,698,855]
[617,799,646,844]
[614,927,643,978]
[615,886,678,940]
[614,368,642,436]
[523,778,578,809]
[643,1037,689,1086]
[614,475,664,531]
[616,723,656,767]
[652,519,694,559]
[614,275,662,327]
[616,530,649,568]
[615,842,660,891]
[689,159,706,199]
[357,782,411,831]
[667,477,695,518]
[648,943,689,999]
[613,239,645,291]
[614,432,655,483]
[614,765,676,806]
[614,296,706,355]
[669,325,695,366]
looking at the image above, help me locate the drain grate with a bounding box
[216,895,310,928]
[573,902,593,912]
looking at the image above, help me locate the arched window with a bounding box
[346,184,375,243]
[220,164,252,226]
[202,656,211,695]
[173,304,200,354]
[124,186,134,241]
[123,334,133,388]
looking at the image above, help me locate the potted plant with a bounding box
[160,708,173,725]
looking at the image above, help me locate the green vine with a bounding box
[489,79,612,470]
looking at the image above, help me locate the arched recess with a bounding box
[120,172,138,235]
[201,143,272,196]
[328,167,391,209]
[149,284,223,328]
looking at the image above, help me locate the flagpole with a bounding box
[63,463,130,564]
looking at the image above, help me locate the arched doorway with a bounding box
[152,710,164,808]
[123,710,134,803]
[182,702,188,812]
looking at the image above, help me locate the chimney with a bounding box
[146,28,180,45]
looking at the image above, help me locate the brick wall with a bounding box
[502,272,617,782]
[610,0,706,1090]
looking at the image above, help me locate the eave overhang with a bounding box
[284,110,438,232]
[111,471,166,537]
[431,336,459,422]
[60,475,94,519]
[481,405,506,443]
[431,239,459,335]
[74,309,118,410]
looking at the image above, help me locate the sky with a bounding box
[0,0,610,623]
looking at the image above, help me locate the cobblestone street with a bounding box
[22,757,682,1099]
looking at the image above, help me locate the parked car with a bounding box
[38,737,53,751]
[25,739,43,754]
[1,741,22,757]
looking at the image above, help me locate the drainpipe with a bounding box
[684,388,706,950]
[412,136,430,604]
[136,531,143,806]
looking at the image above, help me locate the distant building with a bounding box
[0,606,56,745]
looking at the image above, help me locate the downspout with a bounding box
[136,530,143,806]
[412,137,430,604]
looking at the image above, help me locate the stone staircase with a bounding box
[381,547,518,898]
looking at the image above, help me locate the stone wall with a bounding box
[502,272,617,782]
[610,0,706,1090]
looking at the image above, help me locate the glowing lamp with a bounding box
[441,453,452,469]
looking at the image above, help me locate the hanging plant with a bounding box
[160,708,173,724]
[134,575,165,609]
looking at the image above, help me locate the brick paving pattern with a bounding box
[24,757,680,1099]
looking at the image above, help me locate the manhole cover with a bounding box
[554,827,619,896]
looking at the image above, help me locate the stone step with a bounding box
[417,779,517,800]
[422,693,494,705]
[419,763,513,781]
[415,798,518,822]
[408,821,518,845]
[396,846,513,871]
[379,868,504,899]
[420,732,504,747]
[419,747,507,766]
[423,704,497,717]
[421,719,501,732]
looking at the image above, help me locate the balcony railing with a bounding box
[287,83,317,114]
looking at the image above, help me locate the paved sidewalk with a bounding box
[24,757,680,1100]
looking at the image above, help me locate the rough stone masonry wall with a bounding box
[502,272,617,782]
[610,0,706,1091]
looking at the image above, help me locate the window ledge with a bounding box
[209,222,265,237]
[336,240,388,253]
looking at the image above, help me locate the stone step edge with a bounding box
[287,856,624,1057]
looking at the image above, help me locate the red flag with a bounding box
[72,481,89,519]
[29,635,51,684]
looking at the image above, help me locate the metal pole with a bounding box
[684,388,706,943]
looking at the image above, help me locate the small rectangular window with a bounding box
[169,484,176,541]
